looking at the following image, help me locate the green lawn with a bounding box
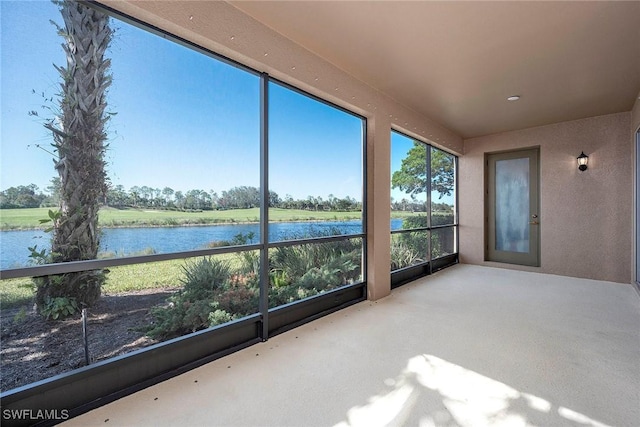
[0,262,184,310]
[0,277,34,310]
[0,207,365,230]
[0,251,253,310]
[0,208,50,229]
[0,262,187,310]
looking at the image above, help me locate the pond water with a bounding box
[0,219,404,269]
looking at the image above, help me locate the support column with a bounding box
[366,116,391,300]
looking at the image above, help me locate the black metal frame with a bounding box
[390,253,458,289]
[0,2,368,425]
[1,316,261,425]
[268,282,366,335]
[389,130,459,287]
[260,73,270,340]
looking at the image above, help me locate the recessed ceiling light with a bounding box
[507,95,521,101]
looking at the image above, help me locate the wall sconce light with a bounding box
[577,152,589,171]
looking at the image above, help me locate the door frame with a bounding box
[634,127,640,292]
[485,146,540,267]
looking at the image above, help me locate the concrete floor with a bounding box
[65,264,640,427]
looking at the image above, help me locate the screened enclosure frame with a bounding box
[0,1,367,423]
[390,129,459,288]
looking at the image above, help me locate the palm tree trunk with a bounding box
[36,0,112,312]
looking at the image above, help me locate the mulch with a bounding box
[0,288,176,392]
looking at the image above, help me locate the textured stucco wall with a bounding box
[460,112,632,283]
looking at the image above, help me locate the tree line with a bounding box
[0,183,59,209]
[391,199,453,213]
[106,184,362,211]
[0,181,456,212]
[0,180,363,212]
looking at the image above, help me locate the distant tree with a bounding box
[174,190,185,209]
[184,189,211,210]
[268,190,281,208]
[0,188,16,208]
[209,190,219,209]
[335,196,354,211]
[184,190,198,210]
[162,187,174,206]
[129,186,141,207]
[139,185,153,206]
[432,201,454,212]
[306,195,316,211]
[223,186,260,209]
[0,184,46,208]
[199,190,212,210]
[44,177,62,206]
[35,0,113,314]
[327,193,336,210]
[282,194,294,209]
[106,184,128,207]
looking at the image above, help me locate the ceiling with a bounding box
[230,1,640,139]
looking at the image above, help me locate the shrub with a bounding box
[237,250,260,275]
[180,257,230,301]
[402,215,428,229]
[148,233,362,338]
[431,213,454,226]
[268,239,360,307]
[40,296,79,320]
[205,232,257,250]
[146,257,259,340]
[390,238,423,270]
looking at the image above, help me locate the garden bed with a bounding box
[0,288,175,392]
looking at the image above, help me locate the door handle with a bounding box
[530,221,539,225]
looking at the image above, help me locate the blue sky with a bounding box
[1,1,450,205]
[1,1,363,201]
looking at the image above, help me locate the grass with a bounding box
[0,208,49,229]
[102,259,186,294]
[0,207,364,230]
[0,252,251,310]
[0,259,190,309]
[0,277,34,310]
[103,252,246,294]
